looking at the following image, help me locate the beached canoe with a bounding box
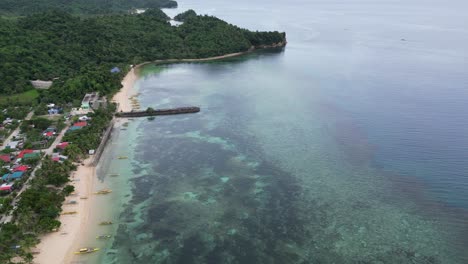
[94,189,112,195]
[96,235,112,239]
[99,221,113,225]
[117,156,128,159]
[74,247,100,254]
[61,211,77,215]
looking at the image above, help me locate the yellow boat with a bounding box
[117,156,128,159]
[96,235,112,239]
[99,221,113,225]
[74,247,100,254]
[61,211,77,215]
[94,189,112,195]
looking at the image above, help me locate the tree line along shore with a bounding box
[0,5,286,264]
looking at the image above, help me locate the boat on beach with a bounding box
[96,234,112,239]
[74,247,100,254]
[94,188,112,194]
[117,156,128,159]
[61,211,77,215]
[99,221,113,225]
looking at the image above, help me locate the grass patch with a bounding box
[0,89,39,106]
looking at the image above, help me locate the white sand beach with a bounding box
[34,159,95,264]
[113,67,139,112]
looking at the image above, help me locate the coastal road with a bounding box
[0,111,34,149]
[0,124,70,225]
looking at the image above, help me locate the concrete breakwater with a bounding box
[91,120,114,166]
[115,107,200,118]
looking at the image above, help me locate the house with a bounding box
[68,121,87,132]
[68,126,82,132]
[23,153,40,160]
[110,67,121,73]
[3,118,13,125]
[73,121,87,127]
[30,80,53,89]
[2,174,10,181]
[78,115,90,121]
[18,149,34,159]
[48,108,59,115]
[51,153,68,162]
[45,126,57,133]
[7,140,22,150]
[11,171,24,179]
[56,142,69,150]
[81,92,100,110]
[13,165,28,172]
[0,154,12,163]
[43,131,56,138]
[0,183,14,192]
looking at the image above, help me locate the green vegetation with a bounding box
[174,9,197,22]
[0,5,286,263]
[0,90,39,106]
[62,106,115,156]
[0,0,177,15]
[0,10,286,100]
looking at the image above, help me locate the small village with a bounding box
[0,91,110,222]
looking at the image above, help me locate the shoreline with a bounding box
[112,42,286,113]
[34,158,96,264]
[34,43,286,264]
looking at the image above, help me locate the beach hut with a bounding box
[11,171,24,179]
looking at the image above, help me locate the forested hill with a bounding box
[0,9,286,101]
[0,0,177,15]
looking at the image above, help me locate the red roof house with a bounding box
[0,155,11,163]
[57,142,69,149]
[44,131,54,137]
[13,165,28,172]
[18,149,34,158]
[0,183,14,191]
[73,121,87,127]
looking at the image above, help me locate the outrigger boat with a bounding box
[61,211,77,215]
[96,235,112,239]
[117,156,128,160]
[94,189,112,195]
[99,221,113,225]
[74,247,100,254]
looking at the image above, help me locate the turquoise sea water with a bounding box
[91,0,468,263]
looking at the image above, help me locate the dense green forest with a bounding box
[0,0,177,15]
[0,9,286,101]
[174,9,197,21]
